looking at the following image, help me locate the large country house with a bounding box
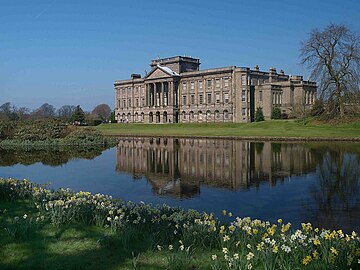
[114,56,316,123]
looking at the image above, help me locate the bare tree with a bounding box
[31,103,56,119]
[57,105,76,119]
[92,104,111,122]
[300,24,360,119]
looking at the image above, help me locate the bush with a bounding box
[310,99,325,117]
[271,107,282,119]
[255,107,265,122]
[281,112,288,119]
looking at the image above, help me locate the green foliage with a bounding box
[255,107,265,122]
[69,105,85,124]
[271,107,282,119]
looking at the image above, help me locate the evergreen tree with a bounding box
[69,105,85,124]
[255,107,265,122]
[271,107,282,119]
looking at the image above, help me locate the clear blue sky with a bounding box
[1,0,359,111]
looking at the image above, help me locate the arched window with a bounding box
[198,111,203,120]
[135,112,138,122]
[156,111,160,123]
[163,111,168,123]
[215,110,220,119]
[206,110,211,119]
[190,111,194,119]
[127,113,131,122]
[224,110,229,119]
[141,112,145,121]
[182,111,186,120]
[149,112,153,123]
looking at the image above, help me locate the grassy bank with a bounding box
[95,120,360,139]
[0,120,116,148]
[1,178,359,270]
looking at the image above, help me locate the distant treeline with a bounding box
[0,102,115,125]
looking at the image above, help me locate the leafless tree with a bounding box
[300,24,360,119]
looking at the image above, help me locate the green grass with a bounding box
[95,119,360,138]
[0,200,215,270]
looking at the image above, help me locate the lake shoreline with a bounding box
[108,134,360,142]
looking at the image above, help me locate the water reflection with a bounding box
[116,138,319,198]
[0,147,107,167]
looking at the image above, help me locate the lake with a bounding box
[0,138,359,232]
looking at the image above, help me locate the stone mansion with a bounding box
[114,56,316,123]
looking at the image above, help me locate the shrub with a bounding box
[255,107,265,122]
[271,107,282,119]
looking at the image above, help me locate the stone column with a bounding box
[168,81,172,106]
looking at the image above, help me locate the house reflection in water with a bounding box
[116,138,317,199]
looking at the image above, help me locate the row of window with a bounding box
[182,93,230,105]
[182,110,230,120]
[182,77,231,91]
[272,92,282,105]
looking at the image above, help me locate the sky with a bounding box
[0,0,359,111]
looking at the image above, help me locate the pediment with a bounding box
[145,65,179,80]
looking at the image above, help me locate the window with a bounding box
[198,111,203,120]
[136,98,139,107]
[216,93,220,104]
[207,80,212,88]
[118,100,121,108]
[207,110,211,119]
[224,110,229,119]
[182,82,187,91]
[207,93,212,104]
[182,111,186,119]
[241,75,246,86]
[199,94,203,104]
[191,94,195,105]
[183,95,187,105]
[128,87,131,94]
[142,98,145,106]
[190,111,194,119]
[224,78,229,88]
[216,79,220,89]
[128,98,132,107]
[259,91,263,102]
[242,108,246,116]
[215,110,220,118]
[199,81,203,89]
[242,90,246,102]
[123,99,126,108]
[224,93,229,103]
[190,81,195,90]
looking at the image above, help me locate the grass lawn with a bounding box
[95,119,360,139]
[0,200,214,270]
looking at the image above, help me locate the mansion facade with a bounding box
[114,56,317,123]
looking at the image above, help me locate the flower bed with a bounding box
[1,177,359,269]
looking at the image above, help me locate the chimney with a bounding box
[269,67,277,82]
[254,65,259,71]
[280,69,284,75]
[131,74,141,79]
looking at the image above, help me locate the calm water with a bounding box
[0,138,359,232]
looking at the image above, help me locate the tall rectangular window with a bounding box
[136,98,139,107]
[183,95,187,105]
[123,99,126,108]
[128,99,131,107]
[242,90,246,102]
[259,91,263,102]
[207,80,212,88]
[216,79,220,89]
[190,81,195,90]
[242,108,246,116]
[199,81,203,89]
[224,93,229,103]
[207,93,212,104]
[224,78,229,88]
[191,94,195,105]
[182,82,187,91]
[118,100,121,108]
[199,94,203,104]
[241,75,246,86]
[216,93,220,103]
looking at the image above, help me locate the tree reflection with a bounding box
[305,150,360,231]
[0,147,106,167]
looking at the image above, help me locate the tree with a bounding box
[300,24,360,119]
[69,105,85,124]
[31,103,56,119]
[271,107,282,119]
[92,104,112,122]
[0,102,19,120]
[255,107,264,122]
[57,105,76,119]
